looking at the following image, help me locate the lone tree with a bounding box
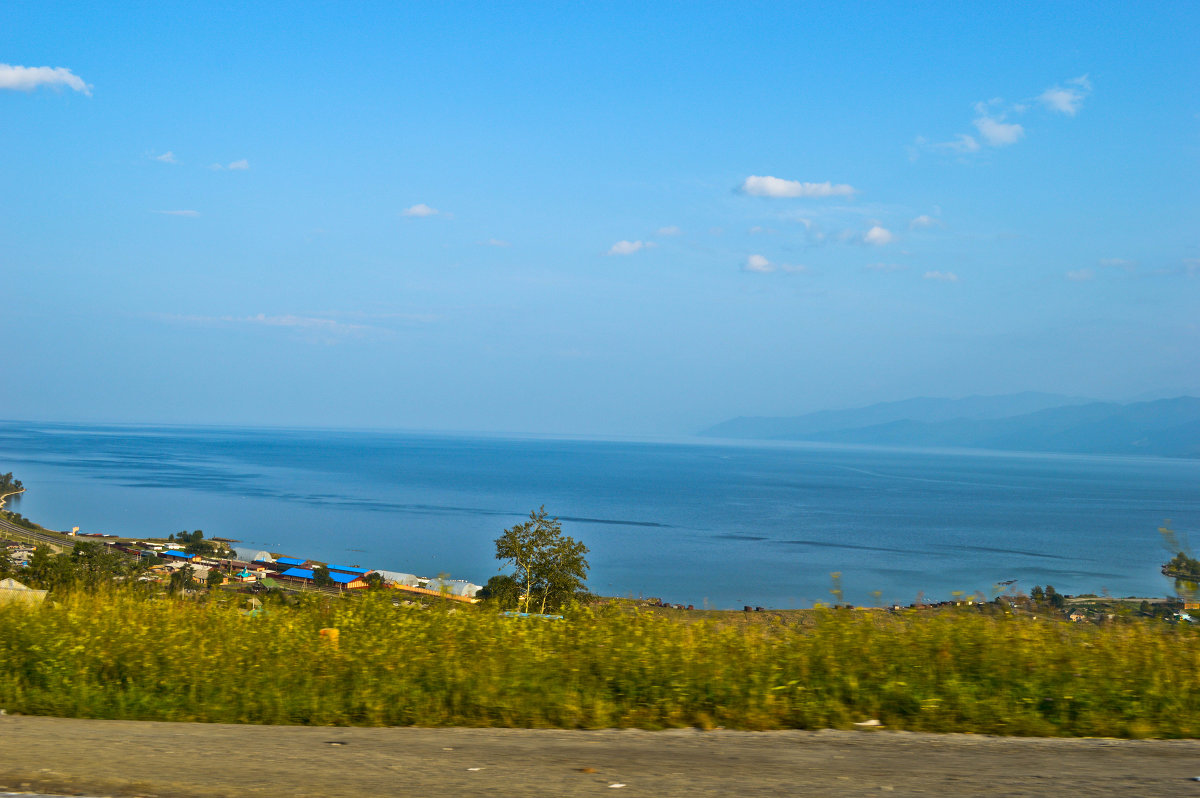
[495,506,589,614]
[312,565,334,587]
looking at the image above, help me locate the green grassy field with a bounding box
[2,588,1198,737]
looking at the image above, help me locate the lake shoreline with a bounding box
[2,422,1196,607]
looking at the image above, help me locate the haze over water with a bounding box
[2,422,1196,608]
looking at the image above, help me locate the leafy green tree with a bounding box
[1166,551,1200,580]
[27,545,75,590]
[206,567,224,590]
[70,542,130,588]
[363,571,384,590]
[1044,585,1065,609]
[175,530,217,556]
[495,507,589,613]
[169,565,196,593]
[312,565,334,587]
[1030,585,1045,603]
[532,529,590,613]
[0,472,23,494]
[478,574,521,609]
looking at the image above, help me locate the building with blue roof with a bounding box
[279,567,314,580]
[329,571,369,589]
[163,550,198,561]
[275,556,307,567]
[328,564,369,574]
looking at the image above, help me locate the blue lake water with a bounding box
[0,421,1197,608]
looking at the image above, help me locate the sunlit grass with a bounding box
[1,589,1198,737]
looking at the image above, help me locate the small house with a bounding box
[329,571,369,589]
[328,564,370,575]
[278,567,315,583]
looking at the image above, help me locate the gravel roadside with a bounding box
[3,715,1200,797]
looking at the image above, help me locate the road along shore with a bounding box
[3,715,1200,797]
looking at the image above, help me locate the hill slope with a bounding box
[700,396,1200,458]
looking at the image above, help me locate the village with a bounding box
[0,522,484,605]
[4,527,1197,626]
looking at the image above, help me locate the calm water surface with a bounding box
[0,422,1197,608]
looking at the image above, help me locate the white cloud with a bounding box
[656,226,683,236]
[744,254,774,273]
[401,203,440,218]
[154,210,200,217]
[152,151,178,164]
[1099,257,1136,270]
[973,113,1024,147]
[607,240,645,256]
[740,175,856,198]
[155,312,393,338]
[481,238,511,247]
[864,225,895,246]
[242,313,372,334]
[1039,75,1091,116]
[938,134,981,153]
[1066,269,1095,281]
[742,254,805,273]
[909,215,941,230]
[0,63,92,95]
[923,270,959,282]
[865,262,906,272]
[209,158,250,171]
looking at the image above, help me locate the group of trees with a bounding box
[482,506,590,613]
[165,564,224,592]
[168,529,222,557]
[1029,584,1065,609]
[2,542,150,591]
[0,472,23,495]
[1163,551,1200,581]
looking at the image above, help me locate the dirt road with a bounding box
[2,714,1199,797]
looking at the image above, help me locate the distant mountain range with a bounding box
[700,393,1200,458]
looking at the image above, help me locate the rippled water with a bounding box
[1,421,1197,608]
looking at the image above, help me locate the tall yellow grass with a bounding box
[2,589,1198,737]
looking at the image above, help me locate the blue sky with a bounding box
[2,2,1197,435]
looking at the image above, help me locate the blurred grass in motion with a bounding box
[1,589,1198,737]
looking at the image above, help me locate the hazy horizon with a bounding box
[3,3,1197,436]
